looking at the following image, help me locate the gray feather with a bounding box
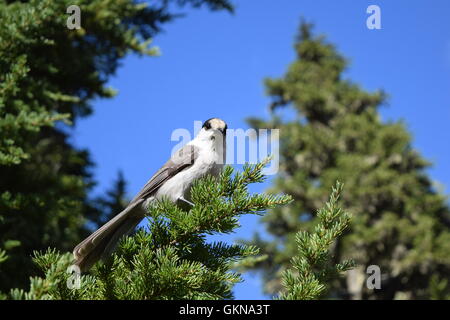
[72,144,199,271]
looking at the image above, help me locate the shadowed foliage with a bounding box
[0,0,232,291]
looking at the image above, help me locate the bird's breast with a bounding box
[154,150,223,202]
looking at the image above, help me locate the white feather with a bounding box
[150,126,226,203]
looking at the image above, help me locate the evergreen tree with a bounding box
[246,21,450,299]
[0,0,232,291]
[7,161,292,300]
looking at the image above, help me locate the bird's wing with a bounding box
[73,144,199,269]
[128,144,199,206]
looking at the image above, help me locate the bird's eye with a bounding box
[202,121,212,130]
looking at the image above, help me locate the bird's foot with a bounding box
[177,196,195,208]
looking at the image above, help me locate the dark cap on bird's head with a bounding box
[202,118,227,133]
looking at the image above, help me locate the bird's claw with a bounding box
[178,197,195,208]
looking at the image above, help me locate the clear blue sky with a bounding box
[72,0,450,299]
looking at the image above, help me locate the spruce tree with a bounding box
[0,0,232,291]
[246,21,450,299]
[7,161,292,300]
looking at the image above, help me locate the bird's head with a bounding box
[193,118,227,164]
[197,118,227,142]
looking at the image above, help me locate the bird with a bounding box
[72,118,227,271]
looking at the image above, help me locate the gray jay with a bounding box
[73,118,227,271]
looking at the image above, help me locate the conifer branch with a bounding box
[9,160,292,300]
[279,182,355,300]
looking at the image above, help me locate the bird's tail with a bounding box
[72,201,144,272]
